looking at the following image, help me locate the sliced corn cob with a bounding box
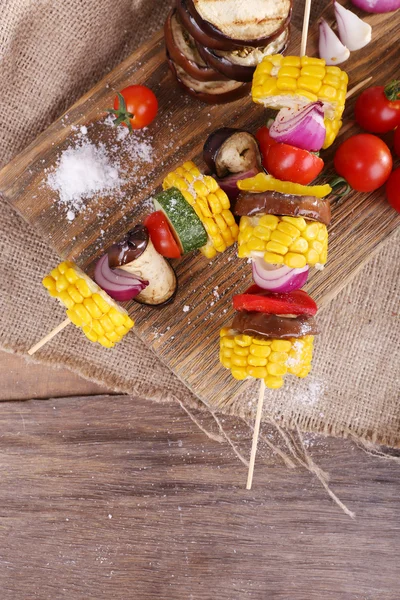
[163,160,239,259]
[42,261,134,348]
[220,328,314,389]
[252,55,348,148]
[238,215,328,268]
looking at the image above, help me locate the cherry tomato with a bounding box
[334,134,392,192]
[256,126,277,164]
[394,127,400,158]
[108,85,158,130]
[265,143,324,185]
[144,211,181,258]
[355,82,400,134]
[385,168,400,213]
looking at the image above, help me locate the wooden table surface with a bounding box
[1,350,399,600]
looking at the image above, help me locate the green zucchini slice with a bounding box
[154,187,207,254]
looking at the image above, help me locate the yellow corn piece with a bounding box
[220,330,314,389]
[238,215,328,268]
[42,261,134,348]
[252,54,348,146]
[163,160,237,258]
[238,172,331,198]
[323,118,342,149]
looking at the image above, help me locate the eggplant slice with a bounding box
[167,54,251,104]
[165,9,227,82]
[234,191,332,226]
[196,27,289,82]
[185,0,292,49]
[232,312,319,340]
[203,128,262,178]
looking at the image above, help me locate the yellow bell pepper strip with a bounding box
[237,173,332,198]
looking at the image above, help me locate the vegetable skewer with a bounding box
[245,0,313,491]
[29,74,371,356]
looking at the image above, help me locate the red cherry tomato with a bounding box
[355,82,400,134]
[385,168,400,213]
[109,85,158,130]
[334,134,393,192]
[394,127,400,158]
[144,211,181,258]
[255,126,277,164]
[265,143,324,185]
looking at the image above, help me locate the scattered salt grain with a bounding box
[183,305,190,312]
[80,125,88,135]
[47,141,123,216]
[66,210,75,221]
[315,263,325,271]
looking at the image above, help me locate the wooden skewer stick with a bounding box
[246,380,266,490]
[346,76,372,99]
[246,0,313,490]
[28,317,71,356]
[300,0,312,57]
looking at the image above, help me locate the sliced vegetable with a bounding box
[167,54,251,104]
[164,9,227,82]
[238,172,332,198]
[334,1,372,51]
[144,211,181,259]
[234,190,332,225]
[334,134,393,192]
[154,187,207,254]
[252,260,309,293]
[203,128,262,178]
[318,18,350,65]
[265,143,324,186]
[119,237,177,306]
[183,0,292,49]
[216,168,260,203]
[233,286,318,316]
[355,81,400,133]
[232,311,319,339]
[385,168,400,213]
[196,28,289,82]
[94,254,148,302]
[106,86,158,131]
[269,103,326,152]
[350,0,400,13]
[108,224,149,268]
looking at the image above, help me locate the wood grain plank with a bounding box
[0,350,110,401]
[0,3,399,412]
[0,394,399,600]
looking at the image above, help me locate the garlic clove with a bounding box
[334,1,372,51]
[319,18,350,65]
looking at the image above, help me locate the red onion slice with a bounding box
[252,258,309,293]
[94,255,148,302]
[216,168,261,203]
[269,103,327,151]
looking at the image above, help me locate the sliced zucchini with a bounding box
[154,188,207,254]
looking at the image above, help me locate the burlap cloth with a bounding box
[0,0,399,448]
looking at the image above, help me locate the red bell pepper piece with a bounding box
[233,285,317,316]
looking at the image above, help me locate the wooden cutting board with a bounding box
[0,1,399,410]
